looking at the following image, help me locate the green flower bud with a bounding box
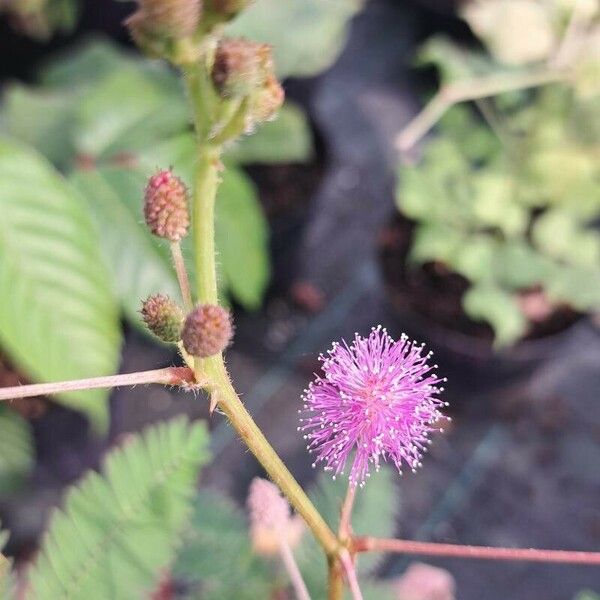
[182,304,233,358]
[141,295,184,343]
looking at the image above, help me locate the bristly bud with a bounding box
[181,304,233,357]
[141,294,184,343]
[246,477,305,556]
[126,0,202,57]
[205,0,254,22]
[144,169,190,242]
[212,38,273,98]
[247,74,285,127]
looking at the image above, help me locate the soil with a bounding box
[379,214,582,344]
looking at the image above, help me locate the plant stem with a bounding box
[170,241,193,312]
[352,537,600,565]
[339,550,363,600]
[279,538,311,600]
[0,368,195,402]
[193,143,221,306]
[339,484,356,543]
[209,358,339,556]
[327,558,344,600]
[186,49,339,574]
[396,69,566,153]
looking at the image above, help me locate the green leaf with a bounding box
[227,0,362,79]
[532,209,600,269]
[463,284,527,347]
[174,489,271,600]
[545,265,600,311]
[0,523,14,600]
[216,167,270,309]
[74,67,180,157]
[28,417,210,600]
[70,167,182,331]
[574,591,600,600]
[409,223,465,266]
[0,138,121,432]
[226,102,313,164]
[0,85,77,167]
[0,408,34,494]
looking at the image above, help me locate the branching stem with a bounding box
[0,368,195,402]
[352,537,600,565]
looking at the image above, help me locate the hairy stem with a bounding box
[339,484,356,543]
[186,65,339,557]
[0,368,195,402]
[396,69,566,153]
[170,241,193,312]
[352,537,600,565]
[279,538,311,600]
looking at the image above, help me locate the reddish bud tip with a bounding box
[247,74,285,126]
[182,304,233,357]
[206,0,254,19]
[141,294,184,343]
[144,169,190,242]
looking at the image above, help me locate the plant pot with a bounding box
[378,215,586,403]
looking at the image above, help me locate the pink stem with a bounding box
[339,484,356,541]
[0,367,195,401]
[339,550,363,600]
[353,537,600,565]
[278,539,311,600]
[171,241,193,312]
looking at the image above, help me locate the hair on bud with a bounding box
[247,74,285,127]
[182,304,233,358]
[212,38,273,98]
[144,169,190,242]
[141,294,184,343]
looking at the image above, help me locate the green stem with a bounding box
[193,144,221,305]
[185,61,339,559]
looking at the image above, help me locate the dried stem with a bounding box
[396,69,566,154]
[170,241,193,312]
[339,484,356,542]
[339,550,363,600]
[0,368,195,402]
[279,539,311,600]
[353,537,600,565]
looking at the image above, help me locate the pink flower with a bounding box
[299,326,448,487]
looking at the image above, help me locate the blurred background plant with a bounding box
[393,0,600,348]
[0,0,361,438]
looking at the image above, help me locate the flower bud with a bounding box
[247,74,285,127]
[144,169,190,242]
[247,478,304,556]
[212,38,273,98]
[141,294,184,343]
[126,0,202,57]
[182,304,233,357]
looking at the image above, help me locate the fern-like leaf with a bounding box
[27,417,210,599]
[0,408,34,494]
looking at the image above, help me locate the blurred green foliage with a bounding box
[27,417,210,599]
[175,468,399,599]
[398,9,600,347]
[0,0,358,429]
[0,408,34,495]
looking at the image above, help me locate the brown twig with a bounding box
[0,367,196,402]
[353,537,600,565]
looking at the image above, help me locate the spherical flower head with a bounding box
[144,169,190,242]
[299,326,448,488]
[181,304,233,358]
[141,294,184,343]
